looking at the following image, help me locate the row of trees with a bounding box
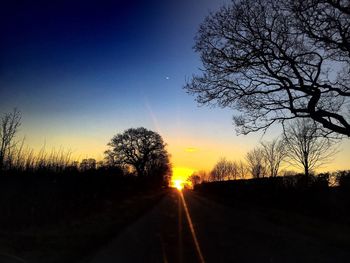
[0,109,171,185]
[188,118,338,185]
[0,110,103,173]
[247,119,337,178]
[184,0,349,188]
[0,107,339,186]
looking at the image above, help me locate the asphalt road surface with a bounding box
[84,189,350,263]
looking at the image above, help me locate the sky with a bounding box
[0,0,349,177]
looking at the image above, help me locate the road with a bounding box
[84,189,350,263]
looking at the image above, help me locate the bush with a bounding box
[337,170,350,190]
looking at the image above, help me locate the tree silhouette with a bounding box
[187,173,201,187]
[105,128,170,181]
[80,158,97,171]
[283,119,338,177]
[0,109,21,170]
[292,0,350,58]
[237,161,249,179]
[185,0,350,136]
[192,170,209,183]
[210,158,238,181]
[261,139,285,177]
[246,148,266,178]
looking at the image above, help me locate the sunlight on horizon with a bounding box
[171,167,195,189]
[173,180,184,190]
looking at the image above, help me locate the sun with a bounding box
[173,180,184,190]
[171,166,195,190]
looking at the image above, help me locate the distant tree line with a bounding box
[0,109,171,187]
[0,110,171,235]
[189,118,340,187]
[184,0,349,190]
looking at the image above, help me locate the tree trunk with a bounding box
[304,159,309,186]
[304,157,309,177]
[135,164,145,178]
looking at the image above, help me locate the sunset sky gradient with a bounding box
[1,0,349,177]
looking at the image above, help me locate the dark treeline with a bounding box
[0,170,170,233]
[0,110,171,235]
[187,118,342,188]
[0,171,124,229]
[194,171,350,222]
[0,161,169,231]
[0,161,168,262]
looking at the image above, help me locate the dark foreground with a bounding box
[84,189,350,263]
[0,186,165,263]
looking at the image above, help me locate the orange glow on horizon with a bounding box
[20,128,350,174]
[171,167,195,189]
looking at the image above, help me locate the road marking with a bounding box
[179,191,206,263]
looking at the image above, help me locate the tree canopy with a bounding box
[105,127,170,183]
[185,0,350,136]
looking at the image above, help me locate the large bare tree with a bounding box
[283,119,338,177]
[0,109,21,170]
[292,0,350,58]
[185,0,350,136]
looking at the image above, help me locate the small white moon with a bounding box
[165,76,170,80]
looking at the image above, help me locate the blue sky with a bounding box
[0,0,349,172]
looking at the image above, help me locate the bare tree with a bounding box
[237,161,249,179]
[210,158,228,181]
[261,139,285,177]
[229,161,239,180]
[0,109,21,170]
[105,127,170,181]
[283,119,338,177]
[197,170,210,183]
[246,148,266,178]
[187,173,201,187]
[291,0,350,58]
[185,0,350,136]
[210,158,238,181]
